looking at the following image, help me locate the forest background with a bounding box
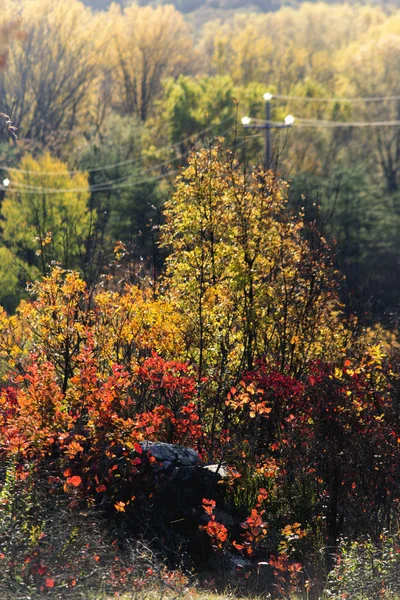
[0,0,400,322]
[1,1,400,599]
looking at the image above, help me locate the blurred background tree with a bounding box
[0,0,398,324]
[0,154,93,308]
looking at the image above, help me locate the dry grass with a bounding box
[102,594,246,600]
[100,591,298,600]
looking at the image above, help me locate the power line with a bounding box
[3,124,235,193]
[1,169,180,195]
[0,117,235,177]
[0,133,249,195]
[274,93,400,104]
[247,117,400,128]
[8,154,185,193]
[2,122,236,193]
[294,118,400,128]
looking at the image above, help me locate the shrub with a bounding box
[324,534,400,599]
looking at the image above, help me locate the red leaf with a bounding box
[37,565,47,575]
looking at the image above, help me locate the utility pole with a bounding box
[242,92,295,170]
[264,92,272,169]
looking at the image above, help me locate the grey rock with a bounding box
[140,441,200,467]
[222,551,254,576]
[169,465,197,483]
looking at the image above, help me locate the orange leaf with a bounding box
[67,476,81,487]
[45,577,55,588]
[202,498,216,515]
[232,541,244,551]
[67,441,84,457]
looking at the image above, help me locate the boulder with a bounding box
[140,441,200,471]
[126,441,243,569]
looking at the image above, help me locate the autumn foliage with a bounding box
[0,148,400,597]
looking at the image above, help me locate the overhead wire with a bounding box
[244,118,400,129]
[273,93,400,103]
[8,154,185,193]
[1,133,254,195]
[0,116,235,177]
[293,118,400,128]
[1,122,244,194]
[3,122,236,193]
[4,137,250,195]
[244,92,400,130]
[1,169,180,195]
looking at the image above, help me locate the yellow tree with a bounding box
[200,4,385,90]
[161,144,346,382]
[109,3,195,121]
[160,144,349,449]
[1,153,93,291]
[0,0,104,148]
[337,32,400,194]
